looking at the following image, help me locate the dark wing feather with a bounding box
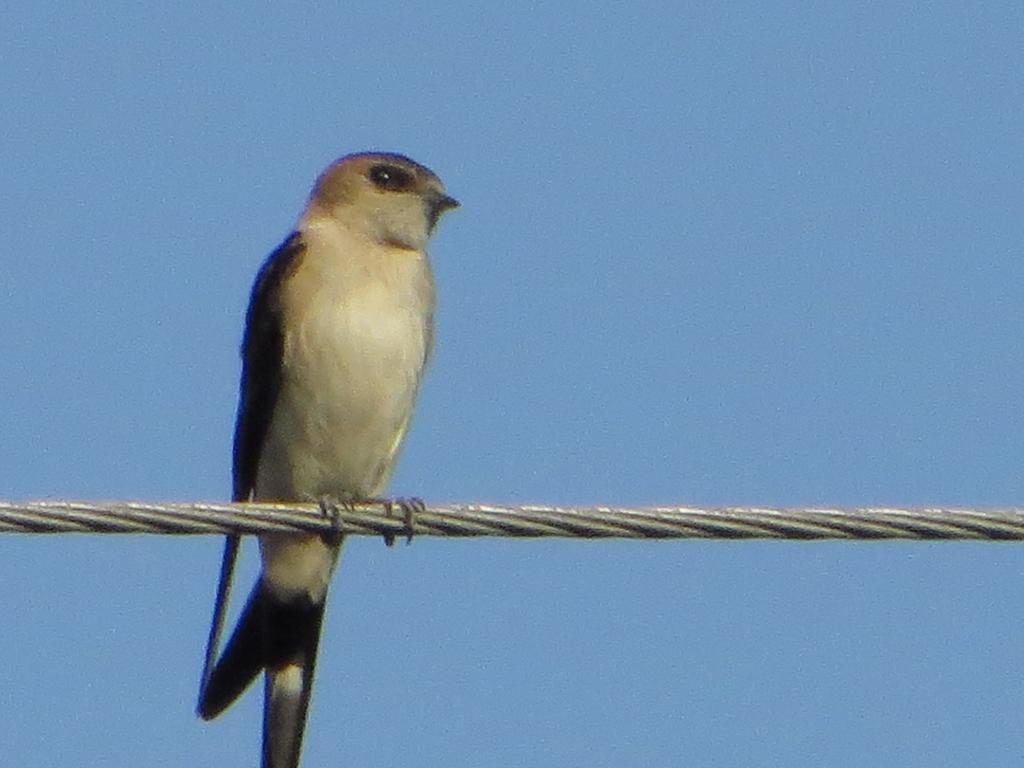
[233,232,306,501]
[198,232,305,715]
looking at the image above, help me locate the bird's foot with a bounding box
[380,497,424,546]
[316,496,348,545]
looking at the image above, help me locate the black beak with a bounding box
[437,194,460,212]
[427,193,460,230]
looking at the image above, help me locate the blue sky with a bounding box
[2,3,1023,766]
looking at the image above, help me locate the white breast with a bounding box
[254,220,435,503]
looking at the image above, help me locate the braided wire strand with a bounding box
[0,500,1023,540]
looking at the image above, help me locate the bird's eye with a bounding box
[368,164,414,191]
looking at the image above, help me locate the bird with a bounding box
[196,152,458,768]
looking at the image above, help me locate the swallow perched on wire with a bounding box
[197,152,458,768]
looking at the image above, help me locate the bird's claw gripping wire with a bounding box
[317,496,347,545]
[381,497,424,546]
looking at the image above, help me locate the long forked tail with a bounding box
[198,535,241,707]
[199,580,326,768]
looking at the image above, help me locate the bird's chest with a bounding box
[286,282,427,419]
[257,261,431,499]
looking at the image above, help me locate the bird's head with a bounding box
[306,152,459,251]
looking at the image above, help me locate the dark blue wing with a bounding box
[233,232,306,501]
